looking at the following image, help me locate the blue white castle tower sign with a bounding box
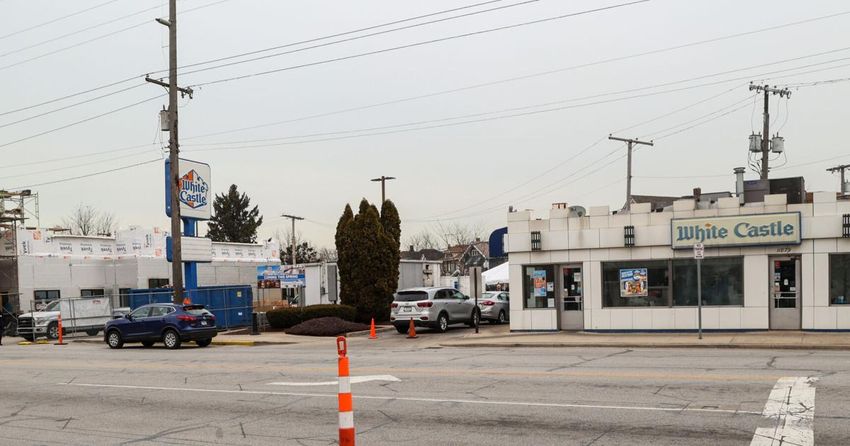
[165,158,213,291]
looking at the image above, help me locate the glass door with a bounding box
[769,257,801,329]
[560,266,584,330]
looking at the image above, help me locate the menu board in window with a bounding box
[620,268,648,298]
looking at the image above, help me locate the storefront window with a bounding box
[673,258,744,306]
[830,254,850,305]
[602,260,669,307]
[523,265,555,309]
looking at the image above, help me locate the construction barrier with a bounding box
[337,336,355,446]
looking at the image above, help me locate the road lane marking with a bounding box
[268,375,401,386]
[57,382,760,415]
[750,376,817,446]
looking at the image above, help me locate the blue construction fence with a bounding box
[128,285,253,329]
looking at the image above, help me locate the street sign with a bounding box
[693,243,705,259]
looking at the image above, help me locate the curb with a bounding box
[438,342,850,350]
[211,339,256,346]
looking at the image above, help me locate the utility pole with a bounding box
[146,0,193,304]
[608,135,653,211]
[281,214,304,265]
[749,84,791,180]
[827,164,850,196]
[281,214,304,308]
[370,176,396,203]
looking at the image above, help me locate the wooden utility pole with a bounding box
[146,0,193,303]
[748,84,791,180]
[370,176,396,203]
[608,135,653,210]
[281,214,304,265]
[827,164,850,196]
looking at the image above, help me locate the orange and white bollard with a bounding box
[56,314,66,346]
[336,336,355,446]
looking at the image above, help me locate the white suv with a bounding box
[390,287,480,333]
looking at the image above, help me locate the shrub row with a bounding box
[265,304,357,330]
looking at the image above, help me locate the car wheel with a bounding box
[106,330,124,349]
[86,329,100,336]
[498,310,506,324]
[196,338,212,348]
[466,309,480,327]
[141,340,155,348]
[394,324,407,334]
[436,313,449,333]
[47,322,59,340]
[162,329,182,349]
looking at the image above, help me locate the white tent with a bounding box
[482,262,509,285]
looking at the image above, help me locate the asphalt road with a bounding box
[0,328,848,445]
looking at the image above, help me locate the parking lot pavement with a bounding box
[0,335,848,445]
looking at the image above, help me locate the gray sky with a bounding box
[2,0,849,249]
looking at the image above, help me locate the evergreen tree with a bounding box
[335,204,354,306]
[380,200,401,296]
[206,184,263,243]
[334,199,402,322]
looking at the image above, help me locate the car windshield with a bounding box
[43,300,60,311]
[395,291,429,302]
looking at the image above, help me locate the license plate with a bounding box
[200,321,208,326]
[402,307,412,312]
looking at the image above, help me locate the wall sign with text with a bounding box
[671,212,801,249]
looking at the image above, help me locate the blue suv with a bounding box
[104,304,217,349]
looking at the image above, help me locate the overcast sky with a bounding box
[2,0,849,249]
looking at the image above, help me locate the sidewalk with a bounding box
[439,326,850,350]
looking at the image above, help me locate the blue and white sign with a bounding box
[165,158,212,220]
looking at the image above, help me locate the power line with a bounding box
[167,0,520,72]
[186,45,850,143]
[175,0,543,78]
[7,6,844,123]
[0,0,232,72]
[186,7,850,88]
[0,4,162,59]
[0,83,146,130]
[0,143,157,170]
[185,51,850,152]
[0,76,139,117]
[0,150,157,181]
[7,158,161,190]
[191,0,651,87]
[0,0,122,41]
[0,94,165,150]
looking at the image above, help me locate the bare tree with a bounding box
[433,221,487,248]
[404,229,439,251]
[63,204,116,236]
[318,247,338,262]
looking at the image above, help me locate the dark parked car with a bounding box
[104,304,217,349]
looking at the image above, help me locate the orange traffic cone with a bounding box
[368,318,377,340]
[406,319,417,339]
[183,296,192,305]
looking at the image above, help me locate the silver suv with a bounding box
[390,287,480,333]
